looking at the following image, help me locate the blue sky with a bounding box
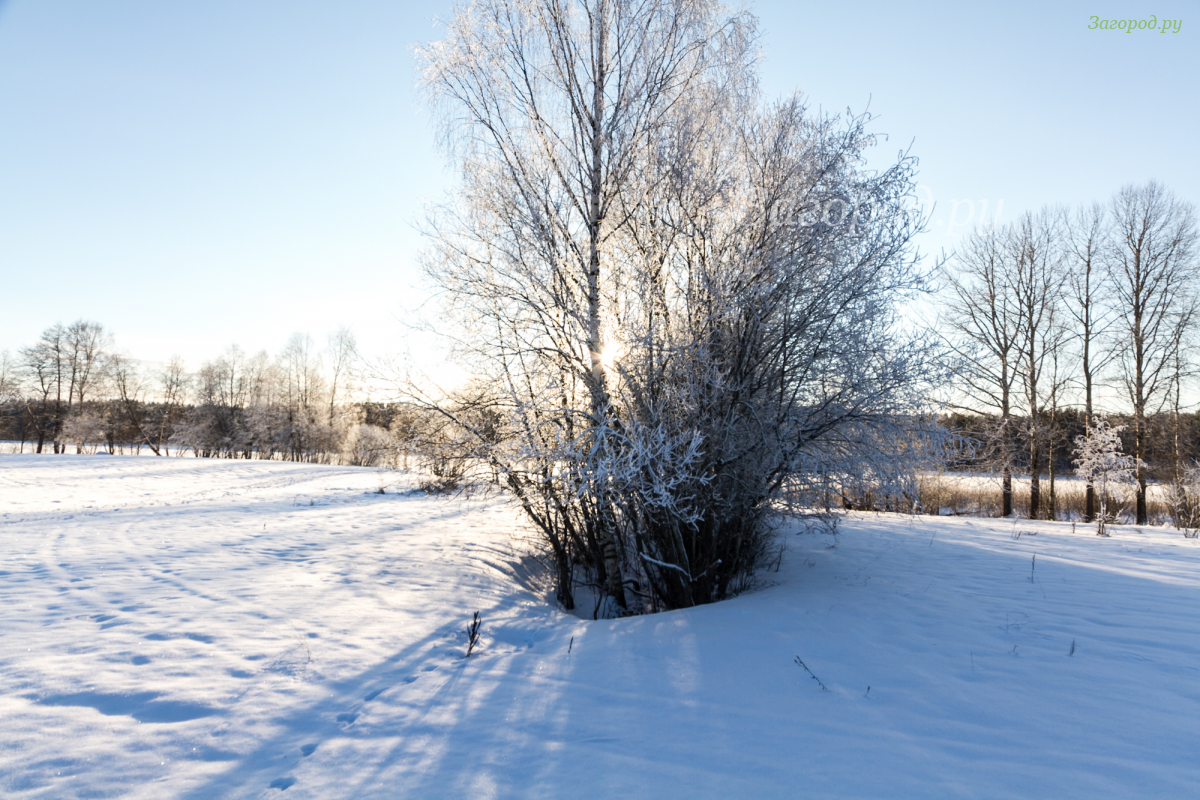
[1,1,1196,374]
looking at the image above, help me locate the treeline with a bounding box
[942,410,1200,479]
[939,180,1199,524]
[0,321,410,466]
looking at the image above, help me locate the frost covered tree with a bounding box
[1074,415,1139,536]
[417,0,938,613]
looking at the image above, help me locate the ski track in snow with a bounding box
[1,454,1198,798]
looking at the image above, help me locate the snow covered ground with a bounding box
[1,455,1198,799]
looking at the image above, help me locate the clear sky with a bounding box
[1,1,1196,378]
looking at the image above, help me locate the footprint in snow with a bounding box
[364,689,384,702]
[300,743,318,757]
[336,712,358,725]
[269,776,296,790]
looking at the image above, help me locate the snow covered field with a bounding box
[1,456,1198,799]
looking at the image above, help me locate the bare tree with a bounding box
[1165,305,1198,528]
[155,357,189,456]
[1009,209,1068,519]
[110,353,161,455]
[1105,181,1199,524]
[16,321,112,453]
[188,345,253,457]
[242,350,285,460]
[1043,332,1071,518]
[20,324,66,453]
[327,326,357,431]
[64,320,111,412]
[941,225,1020,516]
[1064,201,1116,521]
[278,333,327,461]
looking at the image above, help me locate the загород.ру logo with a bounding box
[1089,16,1182,32]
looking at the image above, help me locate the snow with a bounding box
[2,455,1198,798]
[922,471,1174,502]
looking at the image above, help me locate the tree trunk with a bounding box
[585,4,625,610]
[1048,441,1057,520]
[1084,386,1095,523]
[1001,388,1013,517]
[1135,413,1148,524]
[1029,441,1041,520]
[1002,469,1013,517]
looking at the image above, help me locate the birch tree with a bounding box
[419,0,758,610]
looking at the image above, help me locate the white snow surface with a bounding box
[1,455,1198,799]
